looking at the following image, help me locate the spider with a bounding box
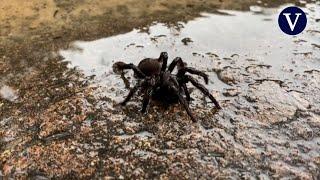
[112,52,221,122]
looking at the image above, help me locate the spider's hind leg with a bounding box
[169,76,197,122]
[181,83,191,102]
[178,67,209,84]
[185,75,221,109]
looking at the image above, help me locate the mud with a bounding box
[1,0,320,179]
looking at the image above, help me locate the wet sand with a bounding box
[1,0,320,179]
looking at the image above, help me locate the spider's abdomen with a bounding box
[138,58,162,77]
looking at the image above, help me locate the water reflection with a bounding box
[60,3,319,104]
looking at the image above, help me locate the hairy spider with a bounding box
[113,52,221,122]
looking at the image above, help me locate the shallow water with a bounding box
[59,2,320,178]
[60,3,320,104]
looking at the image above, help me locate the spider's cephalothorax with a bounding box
[112,52,221,122]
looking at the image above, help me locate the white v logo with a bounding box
[283,13,302,31]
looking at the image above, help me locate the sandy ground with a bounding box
[0,0,319,179]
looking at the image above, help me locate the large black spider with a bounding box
[112,52,221,122]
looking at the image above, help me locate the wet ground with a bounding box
[1,0,320,179]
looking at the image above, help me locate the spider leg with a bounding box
[113,62,146,78]
[178,67,209,84]
[168,57,185,72]
[169,76,197,122]
[185,75,221,109]
[169,57,208,83]
[181,83,191,102]
[120,72,130,89]
[159,52,168,72]
[120,81,141,106]
[141,88,153,113]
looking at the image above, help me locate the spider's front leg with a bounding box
[141,88,153,113]
[140,77,157,113]
[168,57,185,72]
[120,81,142,106]
[120,73,130,89]
[169,57,208,84]
[113,61,146,78]
[185,75,221,109]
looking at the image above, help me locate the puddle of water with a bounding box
[60,3,320,106]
